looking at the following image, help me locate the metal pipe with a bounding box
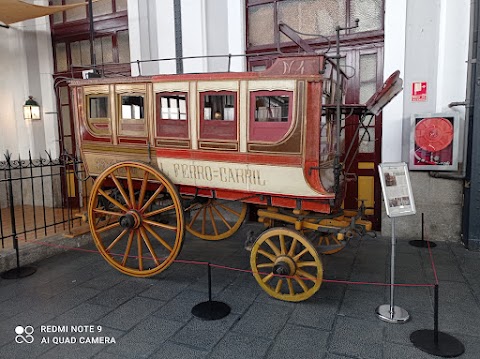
[88,0,96,67]
[6,153,20,269]
[390,217,396,316]
[334,26,341,196]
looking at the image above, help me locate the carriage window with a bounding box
[156,92,189,139]
[200,91,237,141]
[254,95,289,122]
[160,94,187,120]
[85,95,111,136]
[121,95,144,119]
[203,94,235,121]
[89,96,108,118]
[249,91,293,142]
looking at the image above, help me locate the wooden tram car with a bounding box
[70,54,402,302]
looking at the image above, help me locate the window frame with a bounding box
[155,92,189,139]
[246,0,385,53]
[117,93,147,137]
[249,90,294,143]
[199,91,238,141]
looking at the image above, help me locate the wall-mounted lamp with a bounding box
[23,96,41,120]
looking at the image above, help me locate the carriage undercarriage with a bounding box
[87,160,372,302]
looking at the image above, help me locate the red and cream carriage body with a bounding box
[70,54,401,302]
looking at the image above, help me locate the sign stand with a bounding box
[376,162,416,324]
[376,217,409,323]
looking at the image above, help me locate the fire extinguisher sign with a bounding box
[412,82,427,102]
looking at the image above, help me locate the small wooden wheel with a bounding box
[185,199,247,240]
[250,227,323,302]
[317,233,346,255]
[88,161,184,277]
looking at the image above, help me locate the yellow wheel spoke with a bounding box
[208,206,219,236]
[137,171,149,210]
[257,249,276,262]
[262,272,274,283]
[211,205,232,230]
[275,279,283,293]
[139,227,160,266]
[279,234,286,255]
[98,188,128,212]
[265,239,280,256]
[140,184,165,213]
[287,278,295,295]
[106,229,128,252]
[188,206,202,227]
[88,162,184,278]
[297,261,318,268]
[293,248,310,262]
[218,203,241,217]
[126,167,136,209]
[201,207,207,235]
[294,276,309,292]
[110,173,131,208]
[143,222,173,252]
[143,219,177,232]
[137,230,143,271]
[144,204,176,218]
[121,231,135,266]
[93,208,123,217]
[257,263,275,269]
[296,269,317,282]
[186,201,247,241]
[185,202,201,212]
[287,238,298,257]
[96,221,120,234]
[249,227,322,302]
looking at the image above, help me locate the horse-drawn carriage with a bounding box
[70,53,402,302]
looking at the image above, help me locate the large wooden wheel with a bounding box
[250,227,323,302]
[185,198,247,240]
[88,161,184,277]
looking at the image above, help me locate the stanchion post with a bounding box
[376,217,410,323]
[409,212,437,248]
[410,283,465,357]
[191,262,231,320]
[434,284,439,345]
[208,262,212,302]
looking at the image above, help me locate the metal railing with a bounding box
[0,151,90,248]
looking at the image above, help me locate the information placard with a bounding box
[378,162,416,218]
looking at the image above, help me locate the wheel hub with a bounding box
[273,256,296,276]
[119,210,142,229]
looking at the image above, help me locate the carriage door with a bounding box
[343,47,384,230]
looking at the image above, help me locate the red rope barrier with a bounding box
[32,240,436,289]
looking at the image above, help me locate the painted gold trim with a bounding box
[197,80,239,92]
[239,80,248,153]
[83,85,109,95]
[248,79,296,92]
[190,82,198,150]
[153,81,189,92]
[156,139,190,148]
[199,141,238,151]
